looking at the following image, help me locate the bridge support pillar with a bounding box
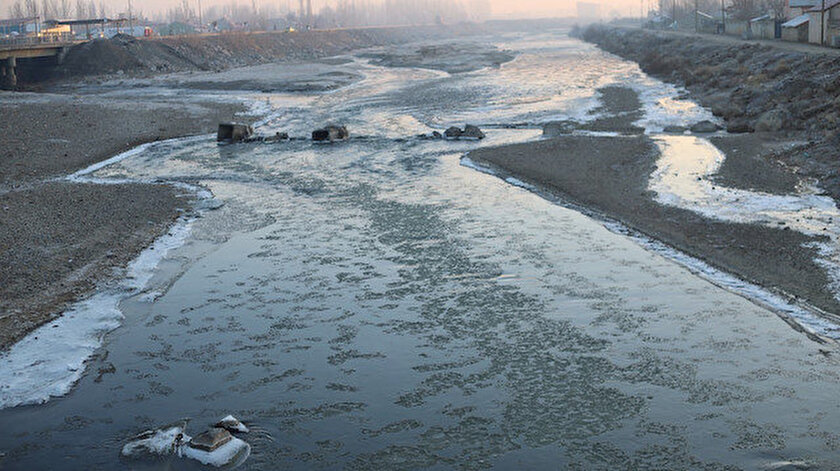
[1,57,16,89]
[57,47,69,65]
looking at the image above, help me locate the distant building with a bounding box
[0,17,40,37]
[781,13,810,42]
[806,0,840,46]
[789,0,820,17]
[577,2,601,21]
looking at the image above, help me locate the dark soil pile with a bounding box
[47,24,488,81]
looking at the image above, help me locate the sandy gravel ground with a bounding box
[0,97,250,350]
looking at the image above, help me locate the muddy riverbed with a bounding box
[3,30,840,470]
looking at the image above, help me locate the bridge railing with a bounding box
[0,34,77,50]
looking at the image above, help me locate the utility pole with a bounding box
[127,0,132,34]
[721,0,725,34]
[673,0,677,29]
[695,0,698,32]
[197,0,203,32]
[822,0,826,46]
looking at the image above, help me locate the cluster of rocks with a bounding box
[418,124,486,140]
[220,122,487,144]
[662,120,724,134]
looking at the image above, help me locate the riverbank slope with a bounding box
[579,24,840,202]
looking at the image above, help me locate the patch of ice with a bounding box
[0,217,193,409]
[122,425,186,457]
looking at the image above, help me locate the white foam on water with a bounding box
[460,154,840,341]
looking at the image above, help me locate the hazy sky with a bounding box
[0,0,642,20]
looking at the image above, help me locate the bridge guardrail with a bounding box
[0,34,77,50]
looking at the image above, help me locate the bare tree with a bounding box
[729,0,760,20]
[10,0,25,18]
[24,0,38,16]
[765,0,786,20]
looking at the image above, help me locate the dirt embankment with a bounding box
[17,24,489,86]
[579,25,840,201]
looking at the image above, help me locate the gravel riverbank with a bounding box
[0,96,250,350]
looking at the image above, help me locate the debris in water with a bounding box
[121,418,251,468]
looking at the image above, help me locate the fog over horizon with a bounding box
[1,0,642,22]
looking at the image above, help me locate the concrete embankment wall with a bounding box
[17,24,488,85]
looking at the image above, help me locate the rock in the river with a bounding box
[122,423,187,458]
[444,125,485,140]
[217,123,254,143]
[662,125,687,134]
[543,120,577,137]
[312,125,349,142]
[215,415,249,434]
[689,120,720,133]
[444,126,462,138]
[189,428,232,452]
[121,418,251,468]
[462,124,486,139]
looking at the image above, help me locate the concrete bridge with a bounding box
[0,38,81,88]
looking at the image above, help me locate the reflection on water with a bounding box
[2,32,840,471]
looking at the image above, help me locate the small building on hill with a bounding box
[807,0,840,45]
[749,14,777,39]
[782,14,810,42]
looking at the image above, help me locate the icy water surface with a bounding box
[3,31,840,470]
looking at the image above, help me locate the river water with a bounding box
[3,31,840,470]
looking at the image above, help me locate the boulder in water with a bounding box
[689,120,720,134]
[189,428,232,452]
[662,125,687,134]
[312,125,349,142]
[444,126,463,139]
[543,120,577,137]
[726,121,755,134]
[462,124,485,139]
[444,125,485,140]
[217,123,253,143]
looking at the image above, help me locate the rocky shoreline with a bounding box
[579,25,840,203]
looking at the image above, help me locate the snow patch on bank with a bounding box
[0,219,193,409]
[0,134,216,410]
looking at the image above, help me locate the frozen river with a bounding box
[3,31,840,470]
